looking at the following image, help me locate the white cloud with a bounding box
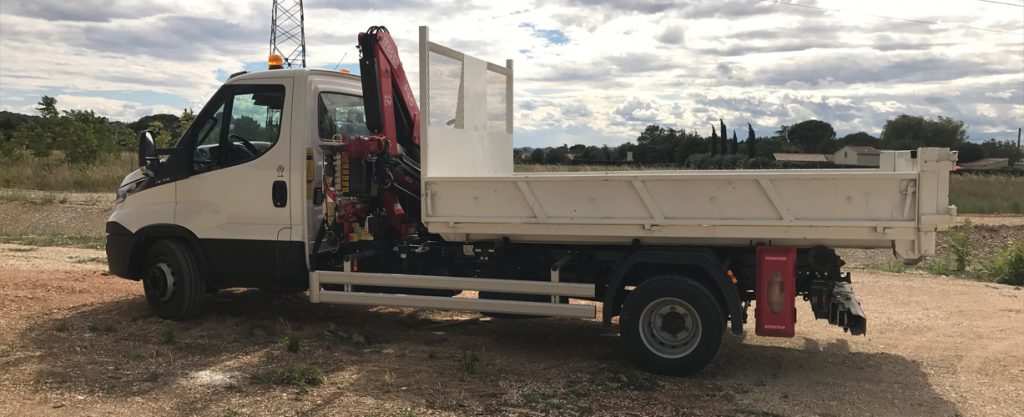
[0,0,1021,144]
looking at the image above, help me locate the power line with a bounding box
[977,0,1024,7]
[774,1,1023,35]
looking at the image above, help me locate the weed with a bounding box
[6,246,37,252]
[86,323,100,333]
[734,410,786,417]
[223,410,240,417]
[52,321,71,333]
[870,260,907,273]
[265,363,324,387]
[922,257,954,276]
[948,220,974,271]
[458,349,480,375]
[159,321,178,344]
[283,333,301,353]
[983,243,1024,286]
[610,367,660,391]
[74,256,107,264]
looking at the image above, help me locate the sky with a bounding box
[0,0,1022,148]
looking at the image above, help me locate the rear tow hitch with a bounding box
[809,280,867,336]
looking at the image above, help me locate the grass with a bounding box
[263,363,324,388]
[74,256,107,264]
[283,333,302,353]
[159,321,178,344]
[0,152,134,192]
[0,233,105,250]
[458,349,480,375]
[0,188,109,206]
[5,246,37,252]
[870,260,907,273]
[949,174,1024,214]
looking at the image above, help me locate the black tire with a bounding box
[142,239,206,320]
[620,275,724,376]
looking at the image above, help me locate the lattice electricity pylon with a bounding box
[269,0,306,68]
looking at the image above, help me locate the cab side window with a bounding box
[184,84,286,174]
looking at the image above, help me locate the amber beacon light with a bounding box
[268,54,285,69]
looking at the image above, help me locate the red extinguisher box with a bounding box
[755,246,797,337]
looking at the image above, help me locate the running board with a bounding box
[310,271,597,319]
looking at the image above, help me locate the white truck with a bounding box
[106,26,957,375]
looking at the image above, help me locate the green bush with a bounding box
[948,220,974,272]
[985,244,1024,286]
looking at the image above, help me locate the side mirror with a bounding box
[138,131,157,174]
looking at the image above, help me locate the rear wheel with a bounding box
[620,276,724,376]
[142,240,206,320]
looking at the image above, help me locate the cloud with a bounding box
[1,0,1021,145]
[2,0,169,22]
[656,26,685,45]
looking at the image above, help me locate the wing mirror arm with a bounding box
[138,131,159,176]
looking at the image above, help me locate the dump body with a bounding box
[416,32,956,262]
[422,149,956,261]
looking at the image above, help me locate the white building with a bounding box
[833,146,881,167]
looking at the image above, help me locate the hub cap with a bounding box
[638,297,702,358]
[149,262,176,301]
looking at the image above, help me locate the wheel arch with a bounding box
[602,248,744,334]
[127,224,208,281]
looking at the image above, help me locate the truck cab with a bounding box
[107,69,364,294]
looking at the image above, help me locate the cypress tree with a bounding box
[747,123,756,158]
[710,126,718,156]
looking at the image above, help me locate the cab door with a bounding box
[175,80,294,288]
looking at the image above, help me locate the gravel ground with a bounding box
[0,246,1022,417]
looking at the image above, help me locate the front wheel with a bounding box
[142,240,206,320]
[620,276,724,376]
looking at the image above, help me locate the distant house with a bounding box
[960,158,1009,171]
[833,146,881,167]
[773,153,829,163]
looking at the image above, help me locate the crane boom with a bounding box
[358,26,421,160]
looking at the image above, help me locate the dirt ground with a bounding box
[1,244,1022,417]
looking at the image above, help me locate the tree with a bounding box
[529,148,545,164]
[36,96,58,118]
[787,119,836,153]
[731,130,738,155]
[178,108,195,136]
[746,123,756,158]
[546,144,570,164]
[838,132,879,147]
[147,120,173,148]
[955,142,984,163]
[719,119,727,155]
[710,125,718,156]
[881,115,966,149]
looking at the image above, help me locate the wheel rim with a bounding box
[148,261,176,301]
[638,297,702,359]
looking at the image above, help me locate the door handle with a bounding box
[272,181,287,207]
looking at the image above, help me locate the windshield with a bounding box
[318,92,369,140]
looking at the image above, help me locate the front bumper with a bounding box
[105,222,137,280]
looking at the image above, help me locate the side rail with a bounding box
[309,258,596,318]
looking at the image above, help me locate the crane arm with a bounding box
[358,26,420,160]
